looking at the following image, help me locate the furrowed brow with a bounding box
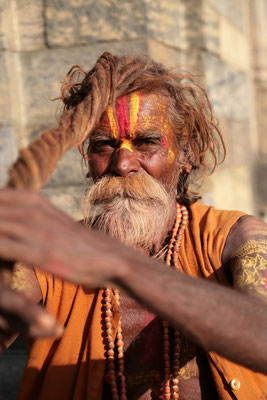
[134,130,163,139]
[90,132,113,141]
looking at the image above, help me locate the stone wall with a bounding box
[0,0,266,220]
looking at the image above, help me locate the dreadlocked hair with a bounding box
[7,52,225,205]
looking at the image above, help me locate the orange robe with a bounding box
[17,203,267,400]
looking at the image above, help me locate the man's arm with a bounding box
[0,190,267,373]
[223,215,267,304]
[115,219,267,374]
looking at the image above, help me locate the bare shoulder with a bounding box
[222,215,266,262]
[222,215,267,303]
[11,263,42,303]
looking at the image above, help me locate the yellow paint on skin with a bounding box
[129,92,140,138]
[107,105,118,138]
[168,148,175,163]
[120,139,133,152]
[232,239,267,296]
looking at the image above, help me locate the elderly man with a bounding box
[0,53,266,400]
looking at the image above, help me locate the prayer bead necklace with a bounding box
[103,203,189,399]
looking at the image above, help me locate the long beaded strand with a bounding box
[163,203,182,400]
[163,203,188,400]
[103,203,188,400]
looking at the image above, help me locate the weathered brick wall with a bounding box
[0,0,266,220]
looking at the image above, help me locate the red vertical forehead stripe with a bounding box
[116,96,130,139]
[106,92,142,138]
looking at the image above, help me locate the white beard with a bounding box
[82,174,175,252]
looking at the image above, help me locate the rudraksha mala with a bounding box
[103,203,189,399]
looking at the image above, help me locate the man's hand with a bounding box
[0,189,126,287]
[0,188,124,343]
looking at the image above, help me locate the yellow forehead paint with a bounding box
[168,148,175,163]
[107,105,118,138]
[120,139,133,152]
[129,92,140,138]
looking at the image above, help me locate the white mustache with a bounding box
[82,173,174,252]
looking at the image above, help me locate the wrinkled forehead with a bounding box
[97,91,173,139]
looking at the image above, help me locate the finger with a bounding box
[0,190,73,225]
[0,235,45,267]
[0,189,43,208]
[0,284,64,338]
[0,331,17,353]
[0,315,11,331]
[0,206,72,227]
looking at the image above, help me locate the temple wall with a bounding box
[0,0,266,221]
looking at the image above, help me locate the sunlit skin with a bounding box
[88,92,187,194]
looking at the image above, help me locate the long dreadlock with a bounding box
[6,52,225,205]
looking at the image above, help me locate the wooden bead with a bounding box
[108,360,115,368]
[164,368,170,374]
[164,361,171,368]
[117,367,124,375]
[163,334,169,340]
[164,386,171,393]
[108,371,116,379]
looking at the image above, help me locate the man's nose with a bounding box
[110,148,139,177]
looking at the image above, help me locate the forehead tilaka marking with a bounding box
[107,92,142,139]
[120,139,134,153]
[104,92,176,162]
